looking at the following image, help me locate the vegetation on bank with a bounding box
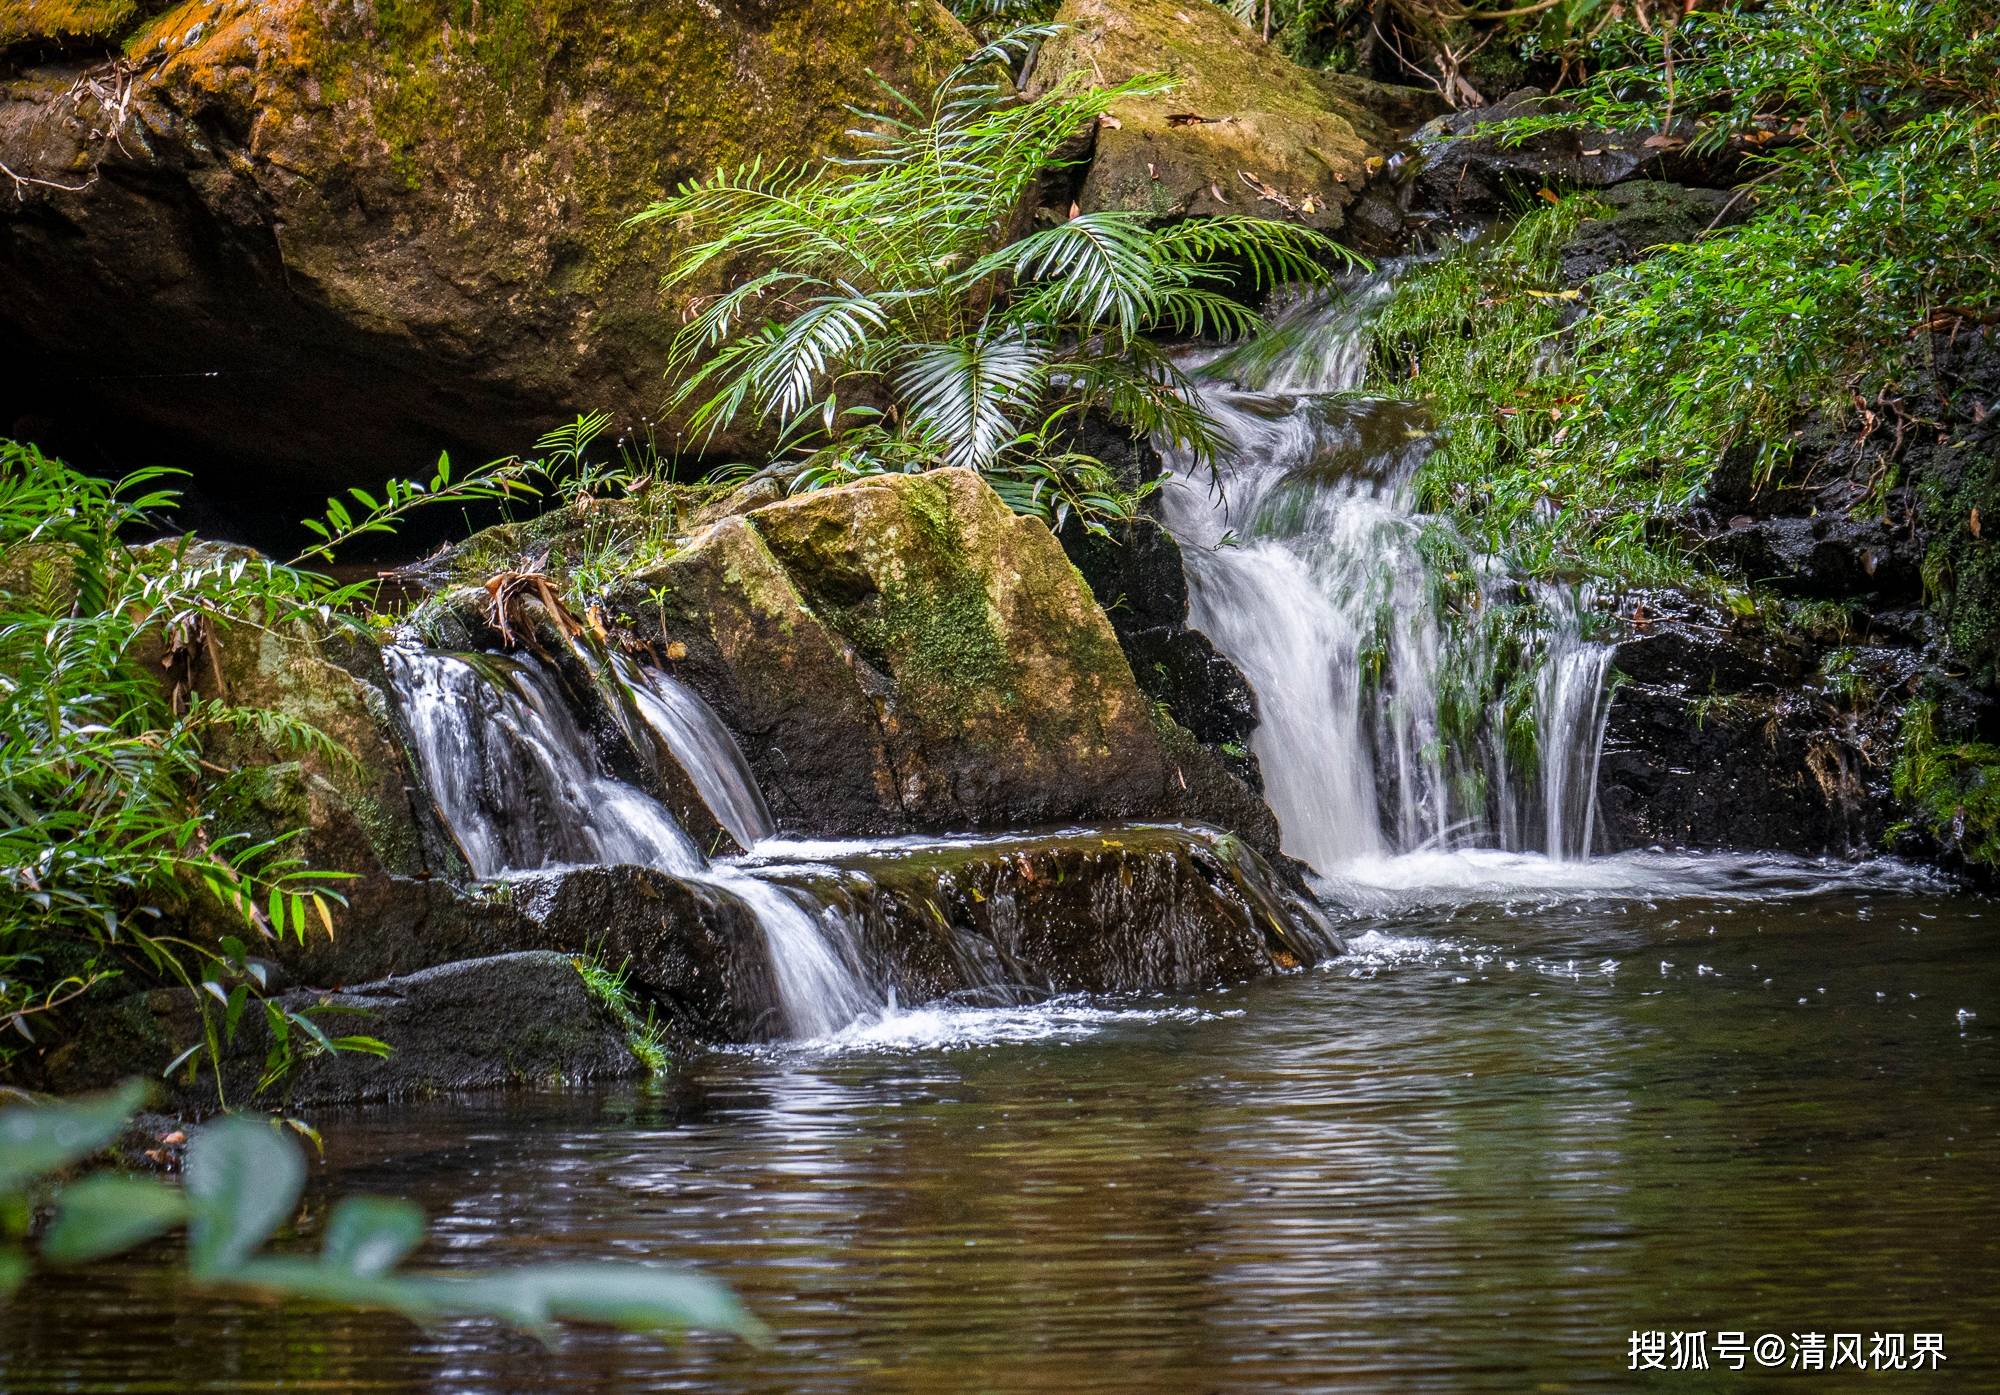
[1358,0,2000,866]
[1370,0,1997,584]
[0,440,533,1100]
[635,28,1353,535]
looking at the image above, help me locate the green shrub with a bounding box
[634,27,1355,534]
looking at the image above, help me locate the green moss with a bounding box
[847,544,1013,725]
[1,0,141,48]
[1892,700,2000,870]
[1915,441,2000,689]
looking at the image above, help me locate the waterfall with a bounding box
[1159,276,1616,872]
[386,645,881,1038]
[615,656,776,849]
[384,648,704,879]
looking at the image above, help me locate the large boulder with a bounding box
[1031,0,1415,234]
[37,951,648,1107]
[614,467,1270,839]
[0,0,969,510]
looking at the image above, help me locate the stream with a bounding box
[7,269,1996,1390]
[5,857,1995,1390]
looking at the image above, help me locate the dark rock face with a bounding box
[1414,89,1740,222]
[1598,592,1902,856]
[1555,181,1740,282]
[0,0,970,517]
[1053,418,1268,796]
[38,951,645,1107]
[1608,324,1999,867]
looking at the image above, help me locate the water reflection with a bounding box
[2,872,1994,1392]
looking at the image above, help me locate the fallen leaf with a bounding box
[666,640,688,661]
[1097,113,1122,129]
[1973,506,1983,538]
[1581,148,1604,156]
[1364,155,1385,175]
[1642,133,1685,149]
[1068,200,1080,219]
[1300,195,1316,213]
[1536,187,1561,205]
[160,1130,187,1146]
[1237,169,1296,210]
[1166,111,1217,127]
[1208,181,1229,203]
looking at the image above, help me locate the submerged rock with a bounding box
[1033,0,1415,233]
[0,0,969,504]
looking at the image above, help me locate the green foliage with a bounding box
[1892,700,2000,870]
[573,956,670,1075]
[1374,0,1999,587]
[1524,0,1999,481]
[0,439,537,1100]
[1371,196,1695,583]
[1,445,344,1073]
[634,28,1354,535]
[1,1086,762,1341]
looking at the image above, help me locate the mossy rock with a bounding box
[0,0,971,498]
[1033,0,1406,230]
[760,823,1341,1003]
[613,468,1256,837]
[0,0,161,52]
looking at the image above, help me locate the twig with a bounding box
[0,159,97,199]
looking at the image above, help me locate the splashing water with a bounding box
[1159,275,1617,873]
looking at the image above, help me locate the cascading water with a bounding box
[1159,273,1617,873]
[384,648,704,879]
[386,645,881,1038]
[616,656,776,849]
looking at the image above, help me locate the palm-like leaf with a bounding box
[893,326,1049,471]
[978,214,1166,341]
[631,23,1363,521]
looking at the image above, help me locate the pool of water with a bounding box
[4,853,1994,1392]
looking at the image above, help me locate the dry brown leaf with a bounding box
[1973,506,1983,538]
[1098,113,1122,129]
